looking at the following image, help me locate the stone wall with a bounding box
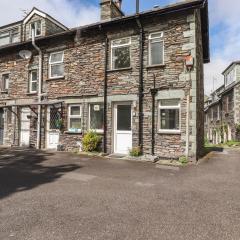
[0,8,205,159]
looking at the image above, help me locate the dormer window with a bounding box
[225,68,236,87]
[0,28,20,46]
[30,20,42,38]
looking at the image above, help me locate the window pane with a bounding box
[51,64,64,77]
[112,38,130,46]
[160,99,179,106]
[2,74,9,90]
[160,109,179,130]
[70,106,80,116]
[90,104,104,130]
[113,46,130,69]
[31,71,38,81]
[50,109,61,130]
[117,105,131,131]
[50,52,63,63]
[31,82,37,92]
[150,32,163,39]
[0,32,10,46]
[150,41,163,65]
[36,21,41,36]
[69,118,81,130]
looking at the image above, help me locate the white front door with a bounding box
[47,107,60,149]
[114,103,132,154]
[20,108,30,147]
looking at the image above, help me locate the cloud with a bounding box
[205,0,240,94]
[0,0,100,28]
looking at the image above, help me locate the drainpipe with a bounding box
[185,94,190,158]
[136,17,144,153]
[103,34,109,153]
[32,29,42,149]
[151,74,157,155]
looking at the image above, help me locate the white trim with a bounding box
[49,51,64,79]
[29,20,42,38]
[23,8,68,31]
[68,104,82,133]
[29,69,38,93]
[158,99,181,133]
[88,103,104,133]
[110,37,131,70]
[148,31,164,66]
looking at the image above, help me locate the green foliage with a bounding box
[82,131,102,152]
[236,123,240,134]
[129,147,142,157]
[226,141,240,147]
[55,118,63,130]
[179,156,188,165]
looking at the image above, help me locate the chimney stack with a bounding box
[100,0,124,21]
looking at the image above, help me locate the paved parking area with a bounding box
[0,147,240,240]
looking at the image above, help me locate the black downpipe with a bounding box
[103,36,109,153]
[136,17,144,153]
[151,75,157,155]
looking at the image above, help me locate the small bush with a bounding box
[82,131,102,152]
[129,147,142,157]
[179,156,188,164]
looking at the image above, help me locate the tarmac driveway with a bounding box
[0,147,240,240]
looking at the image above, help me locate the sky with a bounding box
[0,0,239,95]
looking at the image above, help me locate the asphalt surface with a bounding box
[0,147,240,240]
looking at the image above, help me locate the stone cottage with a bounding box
[205,61,240,144]
[0,0,210,160]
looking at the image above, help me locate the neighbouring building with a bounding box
[0,0,210,161]
[205,61,240,144]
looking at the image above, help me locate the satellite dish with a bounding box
[19,50,32,60]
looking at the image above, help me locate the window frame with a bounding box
[29,20,42,38]
[110,37,131,70]
[88,103,104,133]
[158,99,181,134]
[49,51,64,79]
[29,69,38,93]
[148,31,164,66]
[1,74,9,92]
[68,104,82,133]
[0,28,19,46]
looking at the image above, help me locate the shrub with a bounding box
[129,147,142,157]
[236,123,240,134]
[179,156,188,164]
[82,131,102,152]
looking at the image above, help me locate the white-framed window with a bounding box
[225,68,236,87]
[111,37,131,70]
[1,74,9,92]
[68,105,82,133]
[30,20,42,38]
[149,32,164,66]
[211,108,214,121]
[0,28,20,46]
[29,69,38,93]
[158,99,180,133]
[89,103,104,133]
[217,105,220,120]
[49,51,64,79]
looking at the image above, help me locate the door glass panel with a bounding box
[117,105,131,131]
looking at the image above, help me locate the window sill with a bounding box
[146,64,166,69]
[64,131,82,135]
[158,130,181,135]
[107,67,132,73]
[46,76,65,81]
[26,92,37,96]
